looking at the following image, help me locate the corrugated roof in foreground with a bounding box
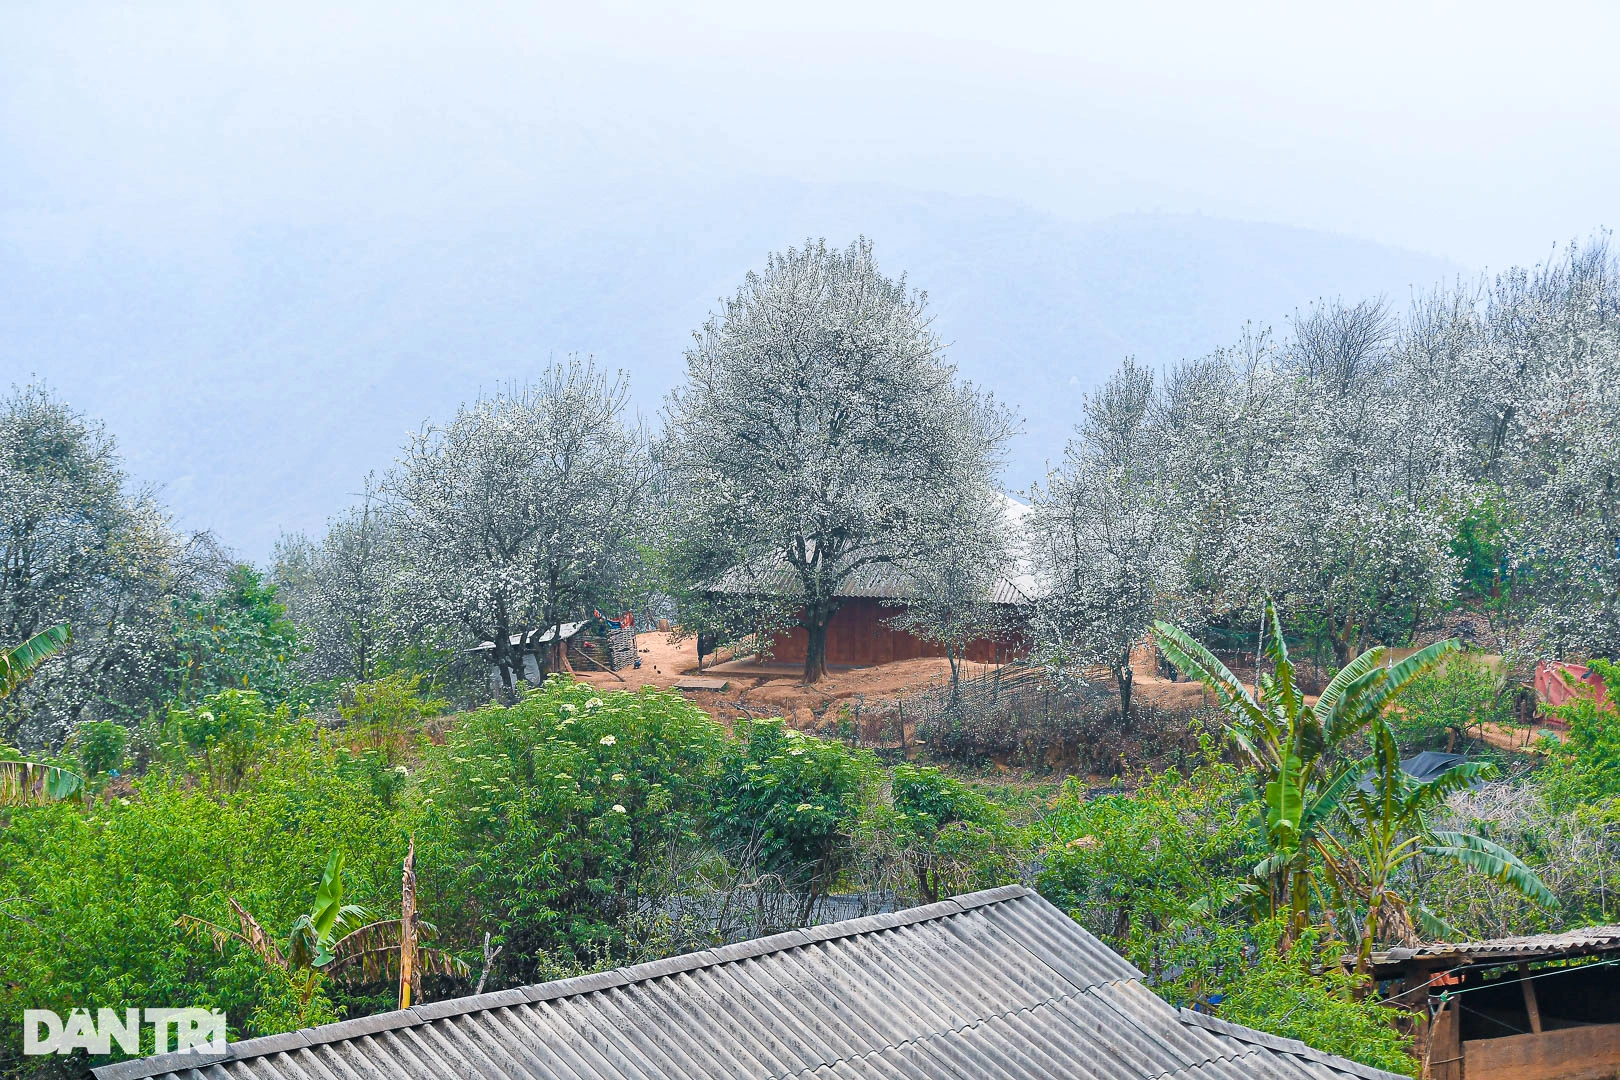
[97,886,1401,1080]
[1366,923,1620,973]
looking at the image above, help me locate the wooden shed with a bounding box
[1366,926,1620,1079]
[756,595,1017,666]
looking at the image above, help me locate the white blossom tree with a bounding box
[1481,242,1620,657]
[1029,359,1179,720]
[1154,330,1296,633]
[886,489,1023,701]
[0,384,221,746]
[1152,306,1467,672]
[662,238,1014,683]
[1269,300,1467,666]
[387,358,652,695]
[273,485,398,684]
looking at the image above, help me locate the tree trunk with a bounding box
[399,836,418,1010]
[802,605,832,683]
[1331,619,1357,669]
[493,620,517,699]
[1115,659,1134,723]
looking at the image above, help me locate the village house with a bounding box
[705,493,1036,669]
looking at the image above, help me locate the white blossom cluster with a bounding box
[1030,237,1620,684]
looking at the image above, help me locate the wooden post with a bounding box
[1429,995,1462,1080]
[1520,963,1543,1034]
[399,836,417,1010]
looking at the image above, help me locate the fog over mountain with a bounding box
[3,179,1459,561]
[9,4,1616,562]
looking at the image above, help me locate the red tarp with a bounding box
[1535,660,1610,711]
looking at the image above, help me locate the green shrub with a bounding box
[338,673,447,765]
[1200,922,1414,1076]
[1038,762,1259,957]
[73,719,127,778]
[1036,763,1414,1075]
[0,735,405,1072]
[159,688,298,790]
[1392,654,1508,750]
[1544,658,1620,799]
[708,717,877,915]
[880,764,1017,902]
[416,677,724,983]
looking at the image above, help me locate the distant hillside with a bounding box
[2,180,1457,559]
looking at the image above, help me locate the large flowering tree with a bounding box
[387,357,652,695]
[662,238,1013,683]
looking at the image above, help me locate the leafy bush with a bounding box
[416,677,724,983]
[880,764,1017,902]
[338,673,447,765]
[158,688,296,790]
[1201,923,1415,1075]
[1038,761,1258,959]
[72,719,127,778]
[1393,654,1508,749]
[708,717,877,922]
[1037,763,1414,1074]
[0,735,405,1074]
[1546,657,1620,796]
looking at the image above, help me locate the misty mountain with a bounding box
[2,181,1458,561]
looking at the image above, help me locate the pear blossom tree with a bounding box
[388,358,652,696]
[1268,300,1466,666]
[1029,359,1179,720]
[886,488,1022,701]
[0,384,221,746]
[273,487,398,684]
[1153,333,1296,632]
[1150,308,1467,672]
[662,239,1014,683]
[1482,243,1620,657]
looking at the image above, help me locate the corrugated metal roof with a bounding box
[97,886,1398,1080]
[1366,924,1620,974]
[710,557,1036,605]
[472,622,589,652]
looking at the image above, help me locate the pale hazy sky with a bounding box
[4,1,1616,269]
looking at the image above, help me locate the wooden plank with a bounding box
[1464,1022,1620,1080]
[674,677,730,691]
[1430,999,1462,1080]
[1521,963,1543,1034]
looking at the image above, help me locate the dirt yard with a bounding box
[573,631,1211,729]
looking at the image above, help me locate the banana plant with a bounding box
[322,837,469,1007]
[0,625,86,807]
[0,759,84,806]
[1154,601,1459,945]
[180,847,468,1025]
[1323,721,1555,974]
[179,851,370,1025]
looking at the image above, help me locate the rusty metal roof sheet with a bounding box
[1366,924,1620,974]
[96,886,1399,1080]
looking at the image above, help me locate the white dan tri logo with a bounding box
[23,1008,226,1056]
